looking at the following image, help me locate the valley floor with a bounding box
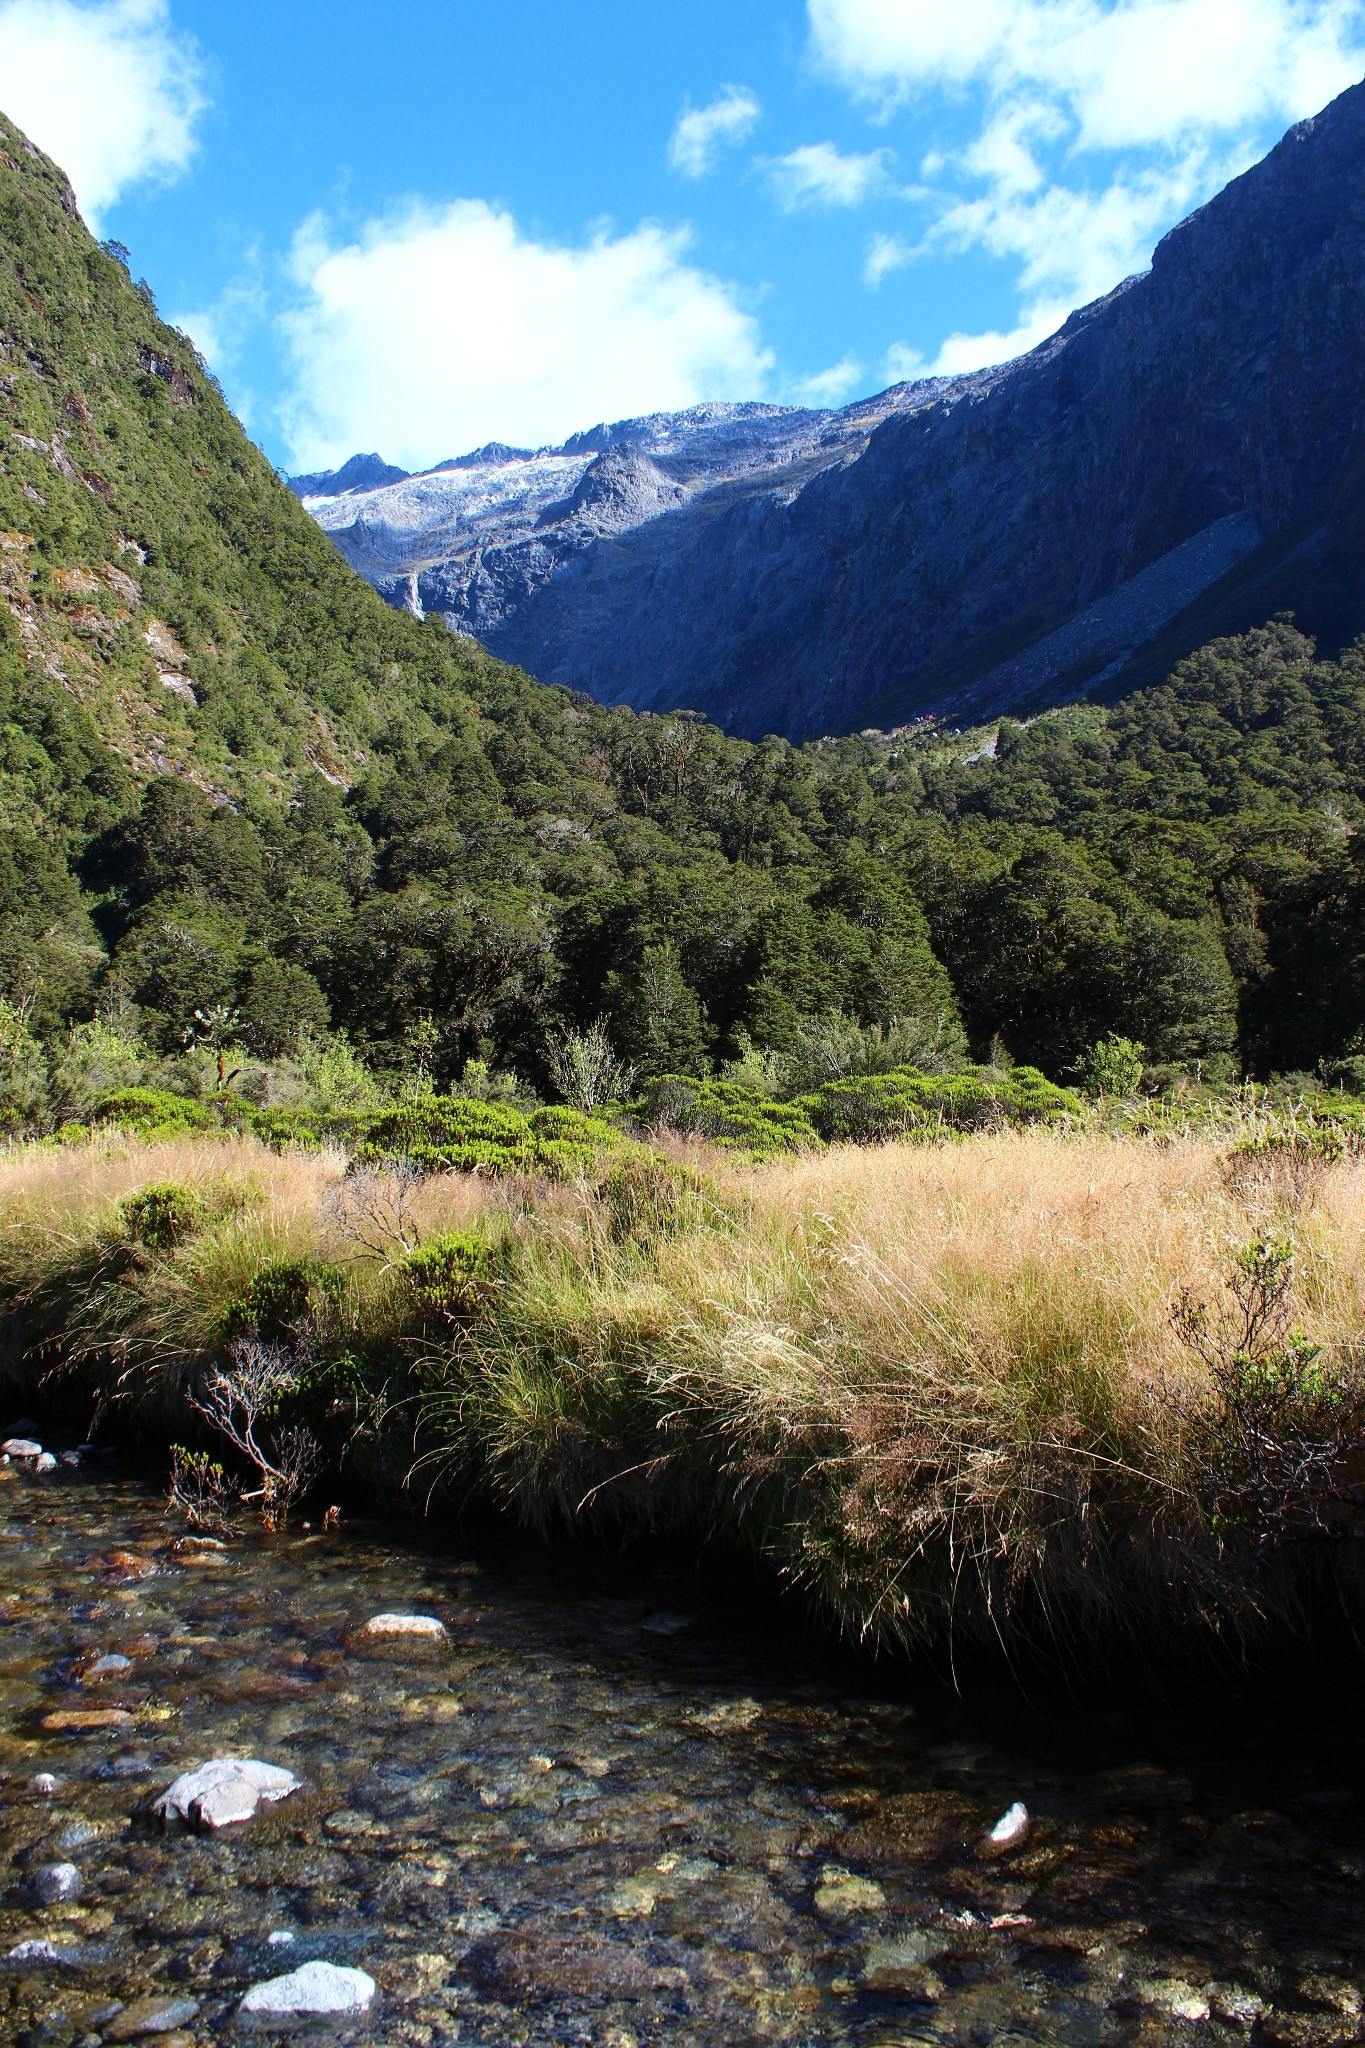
[3,1126,1364,1663]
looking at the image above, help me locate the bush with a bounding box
[635,1075,820,1158]
[403,1232,501,1319]
[223,1256,347,1345]
[96,1087,219,1138]
[799,1065,1081,1143]
[1081,1033,1146,1098]
[120,1181,205,1251]
[355,1096,615,1179]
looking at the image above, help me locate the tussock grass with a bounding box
[3,1127,1365,1661]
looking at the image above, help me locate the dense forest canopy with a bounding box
[0,112,1362,1110]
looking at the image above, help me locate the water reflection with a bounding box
[0,1472,1361,2044]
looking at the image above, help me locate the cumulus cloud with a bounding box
[808,0,1365,142]
[810,0,1365,370]
[763,141,893,209]
[668,85,762,177]
[0,0,204,226]
[278,201,776,472]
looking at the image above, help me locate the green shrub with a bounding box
[403,1232,500,1318]
[1081,1033,1146,1098]
[96,1088,219,1138]
[223,1256,347,1344]
[799,1064,1082,1144]
[120,1181,205,1251]
[355,1096,615,1179]
[635,1076,820,1158]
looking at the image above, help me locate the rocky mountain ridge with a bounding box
[294,81,1365,740]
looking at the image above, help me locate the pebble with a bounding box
[266,1929,296,1947]
[83,1652,132,1683]
[239,1960,376,2023]
[28,1772,62,1794]
[33,1860,82,1903]
[150,1756,302,1831]
[103,1995,201,2040]
[979,1800,1031,1860]
[55,1820,102,1850]
[34,1451,58,1472]
[814,1864,887,1915]
[362,1612,449,1642]
[4,1937,79,1968]
[40,1709,134,1733]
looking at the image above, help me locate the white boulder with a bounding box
[150,1757,301,1832]
[362,1612,448,1641]
[239,1960,376,2023]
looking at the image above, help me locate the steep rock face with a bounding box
[297,84,1365,738]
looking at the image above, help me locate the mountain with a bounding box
[295,82,1365,740]
[3,101,1365,1096]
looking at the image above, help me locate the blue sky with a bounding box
[3,0,1363,472]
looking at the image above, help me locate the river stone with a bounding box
[462,1933,654,2004]
[33,1861,82,1903]
[34,1450,57,1472]
[4,1937,79,1967]
[40,1709,134,1733]
[104,1995,201,2039]
[979,1801,1031,1860]
[28,1773,62,1794]
[150,1757,301,1831]
[362,1612,448,1642]
[239,1961,376,2024]
[814,1865,886,1916]
[2,1438,43,1459]
[84,1653,132,1682]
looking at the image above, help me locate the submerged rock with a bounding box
[3,1937,81,1968]
[979,1801,1031,1860]
[32,1861,82,1903]
[149,1757,301,1832]
[103,1995,201,2039]
[40,1709,134,1733]
[361,1612,448,1643]
[814,1865,887,1916]
[462,1933,654,2004]
[28,1773,62,1795]
[239,1960,376,2024]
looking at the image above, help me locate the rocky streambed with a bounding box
[0,1468,1364,2045]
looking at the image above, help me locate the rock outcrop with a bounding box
[295,83,1365,739]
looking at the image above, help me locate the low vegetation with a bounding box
[3,1112,1365,1662]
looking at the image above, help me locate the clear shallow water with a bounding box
[0,1475,1363,2045]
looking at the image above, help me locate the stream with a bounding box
[0,1468,1363,2046]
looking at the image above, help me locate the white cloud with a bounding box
[810,0,1365,377]
[668,85,762,178]
[784,355,865,405]
[807,0,1365,146]
[278,201,776,472]
[763,140,893,209]
[864,230,912,285]
[0,0,204,227]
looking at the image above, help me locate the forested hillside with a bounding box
[1,112,1363,1105]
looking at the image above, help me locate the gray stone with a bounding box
[979,1801,1031,1860]
[103,1996,200,2040]
[28,1773,62,1795]
[149,1757,301,1832]
[239,1960,376,2024]
[4,1938,79,1967]
[33,1861,82,1903]
[34,1451,57,1472]
[2,1438,42,1459]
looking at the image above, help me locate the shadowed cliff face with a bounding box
[298,82,1365,740]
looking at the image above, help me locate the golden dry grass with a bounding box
[3,1125,1363,1658]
